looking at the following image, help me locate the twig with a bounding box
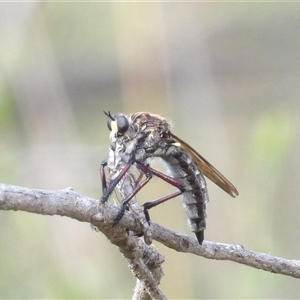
[1,183,300,292]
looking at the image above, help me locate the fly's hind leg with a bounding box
[137,163,185,223]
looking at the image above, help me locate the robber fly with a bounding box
[100,111,238,245]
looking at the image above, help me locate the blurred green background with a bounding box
[1,2,300,299]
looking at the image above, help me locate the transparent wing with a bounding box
[170,133,239,197]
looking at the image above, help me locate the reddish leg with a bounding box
[113,161,185,225]
[136,161,185,191]
[135,161,186,222]
[100,158,134,203]
[112,165,153,225]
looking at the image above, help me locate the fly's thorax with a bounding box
[128,112,172,151]
[129,112,171,133]
[133,135,178,165]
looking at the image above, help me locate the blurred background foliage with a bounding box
[1,2,300,299]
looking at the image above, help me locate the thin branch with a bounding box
[1,183,300,284]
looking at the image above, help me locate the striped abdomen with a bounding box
[163,149,209,244]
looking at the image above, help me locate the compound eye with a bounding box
[117,115,129,134]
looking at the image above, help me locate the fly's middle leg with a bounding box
[113,167,153,226]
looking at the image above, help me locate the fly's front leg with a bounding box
[100,158,134,203]
[112,161,154,245]
[100,159,108,195]
[100,159,155,245]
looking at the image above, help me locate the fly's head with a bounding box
[104,111,172,161]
